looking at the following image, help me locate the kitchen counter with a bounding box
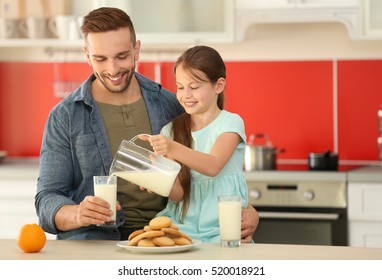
[1,158,380,183]
[347,165,382,183]
[1,240,382,260]
[0,157,39,179]
[244,165,382,183]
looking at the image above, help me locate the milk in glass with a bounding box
[218,195,242,247]
[93,176,117,226]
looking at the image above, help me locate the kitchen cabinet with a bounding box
[93,0,235,44]
[363,0,382,39]
[0,159,55,240]
[235,0,363,41]
[0,0,234,48]
[236,0,359,9]
[348,176,382,248]
[0,179,39,239]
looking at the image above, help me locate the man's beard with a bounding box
[95,65,135,94]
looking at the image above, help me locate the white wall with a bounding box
[219,22,382,60]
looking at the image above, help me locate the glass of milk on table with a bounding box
[93,175,117,226]
[218,195,242,247]
[109,135,181,197]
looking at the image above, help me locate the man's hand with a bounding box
[76,195,120,226]
[241,204,259,243]
[55,196,121,231]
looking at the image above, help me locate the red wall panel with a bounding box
[337,60,382,161]
[224,61,334,160]
[0,63,90,156]
[136,62,156,81]
[160,62,177,94]
[1,60,381,166]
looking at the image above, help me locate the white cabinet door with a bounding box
[0,179,37,239]
[0,179,55,240]
[349,222,382,248]
[363,0,382,39]
[348,183,382,221]
[348,182,382,248]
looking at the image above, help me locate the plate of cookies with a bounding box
[117,216,202,253]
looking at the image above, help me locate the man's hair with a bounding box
[80,7,136,45]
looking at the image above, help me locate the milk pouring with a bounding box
[109,135,181,197]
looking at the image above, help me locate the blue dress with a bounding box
[157,110,249,243]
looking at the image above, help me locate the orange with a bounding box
[17,223,46,253]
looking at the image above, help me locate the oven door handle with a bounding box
[259,211,340,220]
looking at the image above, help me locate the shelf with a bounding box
[0,39,83,48]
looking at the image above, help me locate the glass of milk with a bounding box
[218,195,242,247]
[93,175,117,226]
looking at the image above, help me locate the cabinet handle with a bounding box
[259,211,340,220]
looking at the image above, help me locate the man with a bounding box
[35,7,258,241]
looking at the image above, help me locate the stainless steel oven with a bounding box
[247,172,348,246]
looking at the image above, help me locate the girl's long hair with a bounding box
[172,45,226,221]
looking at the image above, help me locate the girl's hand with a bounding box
[139,134,173,156]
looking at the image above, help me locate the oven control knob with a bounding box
[249,189,261,200]
[303,190,315,200]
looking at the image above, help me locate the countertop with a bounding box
[244,165,382,183]
[1,158,381,183]
[0,157,39,179]
[1,240,382,260]
[347,165,382,183]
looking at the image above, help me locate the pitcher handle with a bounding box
[130,134,152,143]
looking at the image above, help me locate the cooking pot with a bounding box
[244,133,283,171]
[308,150,338,171]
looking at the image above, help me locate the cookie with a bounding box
[128,230,165,246]
[138,238,156,247]
[152,236,176,247]
[128,229,145,241]
[179,232,192,242]
[173,237,192,246]
[143,225,152,231]
[128,217,193,247]
[149,216,172,230]
[161,227,182,237]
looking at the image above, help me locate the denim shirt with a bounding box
[35,73,184,240]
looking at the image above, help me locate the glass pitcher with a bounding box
[109,134,181,197]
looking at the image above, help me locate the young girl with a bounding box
[142,45,248,243]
